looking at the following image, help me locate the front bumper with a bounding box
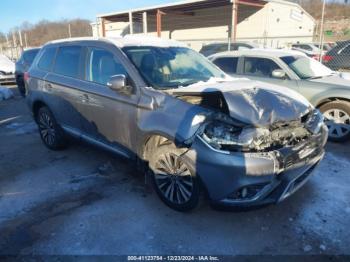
[186,125,327,207]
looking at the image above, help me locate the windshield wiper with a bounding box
[307,76,325,80]
[308,73,335,80]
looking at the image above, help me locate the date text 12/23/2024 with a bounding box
[128,256,220,261]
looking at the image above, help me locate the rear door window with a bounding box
[243,57,281,78]
[86,47,128,86]
[213,57,238,74]
[300,45,312,51]
[38,47,57,71]
[216,44,229,53]
[53,46,83,78]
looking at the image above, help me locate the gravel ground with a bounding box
[0,86,350,256]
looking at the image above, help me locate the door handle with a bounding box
[81,94,89,103]
[44,83,52,90]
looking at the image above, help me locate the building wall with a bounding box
[94,1,315,50]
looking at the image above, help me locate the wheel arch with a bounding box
[315,97,350,108]
[32,100,48,120]
[140,133,175,162]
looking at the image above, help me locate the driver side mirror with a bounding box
[107,74,133,95]
[272,69,287,79]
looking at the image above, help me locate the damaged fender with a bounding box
[136,88,212,147]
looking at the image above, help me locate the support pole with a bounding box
[319,0,326,62]
[129,12,133,35]
[231,0,238,43]
[143,12,148,34]
[68,24,72,38]
[24,33,28,48]
[157,9,165,37]
[18,30,23,48]
[101,18,106,37]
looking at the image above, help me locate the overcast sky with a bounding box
[1,0,177,33]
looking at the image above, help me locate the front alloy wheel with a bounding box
[320,101,350,142]
[150,145,200,211]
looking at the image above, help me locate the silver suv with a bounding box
[26,36,327,211]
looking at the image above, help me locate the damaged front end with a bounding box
[185,109,327,206]
[200,109,325,153]
[168,81,328,206]
[171,81,327,154]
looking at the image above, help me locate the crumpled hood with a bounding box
[173,79,312,127]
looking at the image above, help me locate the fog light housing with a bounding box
[228,183,269,201]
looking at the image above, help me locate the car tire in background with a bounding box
[36,106,68,150]
[149,144,201,212]
[16,76,26,97]
[319,100,350,142]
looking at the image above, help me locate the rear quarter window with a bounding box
[38,47,57,71]
[23,49,40,64]
[53,46,82,78]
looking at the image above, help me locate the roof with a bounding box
[98,0,230,18]
[209,48,308,58]
[97,0,306,18]
[47,35,187,48]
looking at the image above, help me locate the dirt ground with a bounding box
[0,85,350,256]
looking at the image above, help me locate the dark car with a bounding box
[15,48,40,96]
[199,42,259,57]
[26,36,327,211]
[323,40,350,71]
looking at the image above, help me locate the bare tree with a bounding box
[1,19,92,48]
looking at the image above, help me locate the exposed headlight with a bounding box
[201,121,270,151]
[305,110,324,134]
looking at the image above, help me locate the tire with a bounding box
[319,101,350,142]
[149,144,200,212]
[16,77,26,97]
[36,106,68,150]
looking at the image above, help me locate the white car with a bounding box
[209,49,350,141]
[291,43,324,59]
[0,54,15,84]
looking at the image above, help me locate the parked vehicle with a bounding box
[200,42,259,57]
[0,54,15,84]
[210,49,350,141]
[313,42,332,52]
[291,43,323,59]
[15,48,41,96]
[322,40,350,71]
[26,36,327,211]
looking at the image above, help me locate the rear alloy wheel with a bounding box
[320,101,350,142]
[150,145,200,211]
[37,107,67,150]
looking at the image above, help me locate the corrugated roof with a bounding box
[98,0,266,18]
[97,0,314,23]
